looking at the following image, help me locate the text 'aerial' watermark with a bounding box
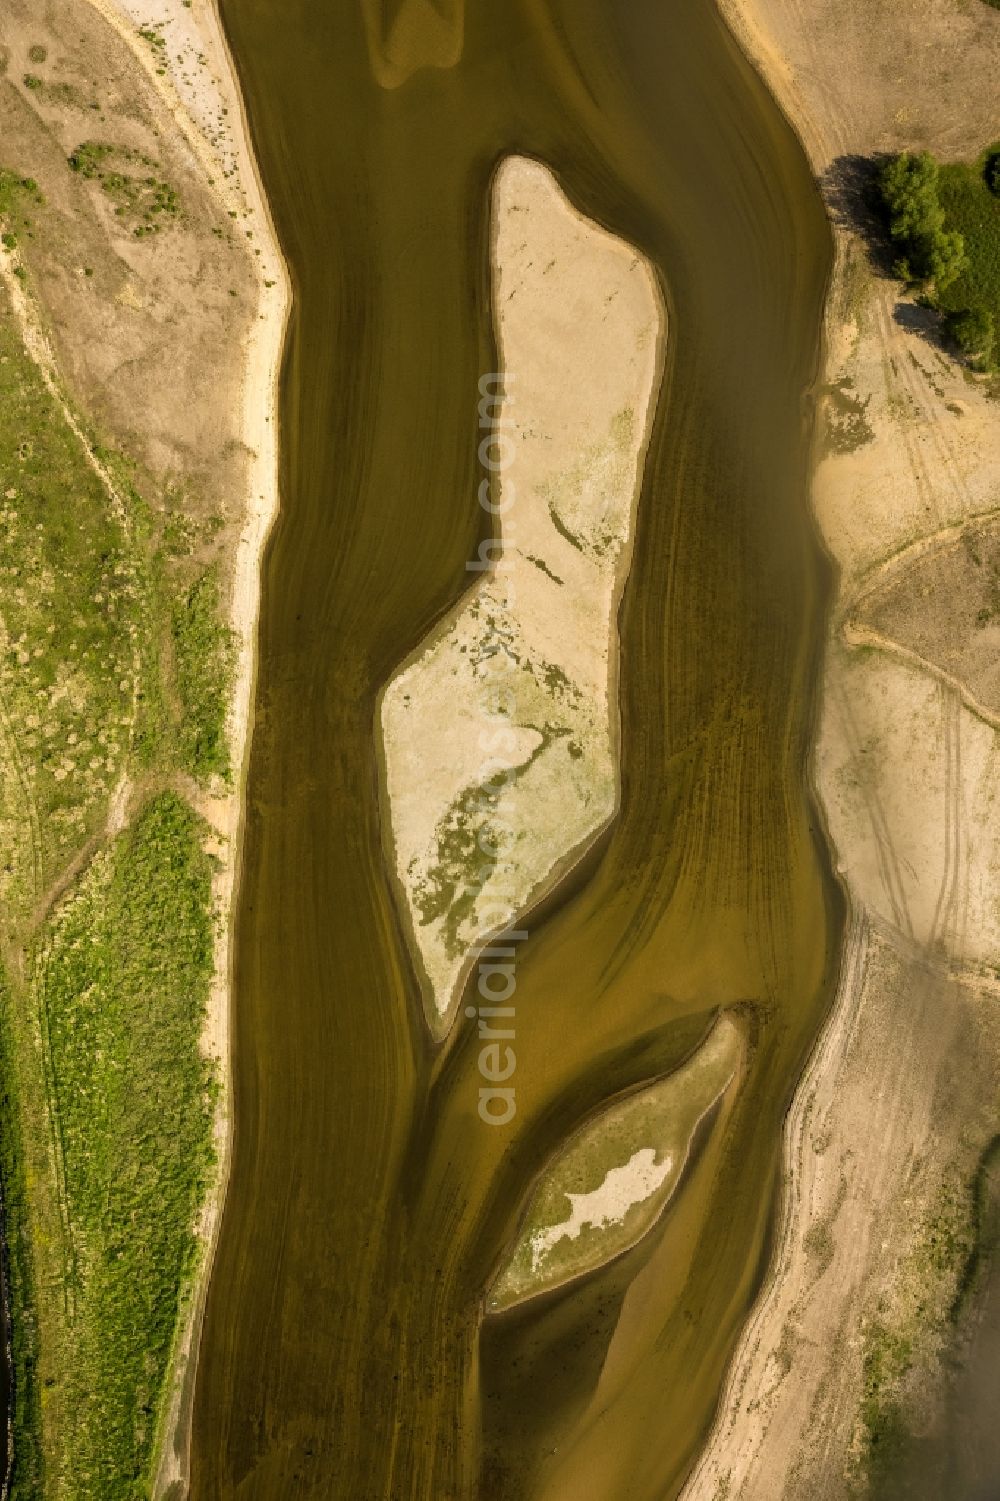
[466,371,525,1127]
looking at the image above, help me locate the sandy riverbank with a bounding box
[73,0,290,1492]
[681,2,1000,1495]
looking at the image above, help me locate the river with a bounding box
[188,1,842,1496]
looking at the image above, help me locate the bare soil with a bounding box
[0,0,256,534]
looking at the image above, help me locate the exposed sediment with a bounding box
[491,1016,743,1311]
[380,155,662,1033]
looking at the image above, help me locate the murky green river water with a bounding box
[188,1,843,1495]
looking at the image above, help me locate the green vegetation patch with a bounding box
[68,141,179,237]
[171,566,236,783]
[0,173,41,275]
[0,170,238,1494]
[936,152,1000,363]
[859,1321,913,1487]
[410,779,504,957]
[879,147,1000,369]
[0,300,150,901]
[409,715,567,960]
[822,378,875,455]
[30,792,216,1497]
[0,170,42,218]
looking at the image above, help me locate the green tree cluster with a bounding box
[880,148,1000,370]
[879,151,966,289]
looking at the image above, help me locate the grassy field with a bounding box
[172,566,236,784]
[27,795,216,1498]
[1,165,234,1497]
[0,287,150,904]
[0,969,43,1494]
[1,798,217,1500]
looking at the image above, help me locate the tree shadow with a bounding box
[820,152,896,273]
[891,298,946,351]
[820,151,959,360]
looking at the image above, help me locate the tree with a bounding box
[926,226,967,291]
[879,151,966,289]
[880,151,944,243]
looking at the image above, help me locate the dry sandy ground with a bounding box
[380,156,663,1033]
[1,0,288,1490]
[682,1,1000,1496]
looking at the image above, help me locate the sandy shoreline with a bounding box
[681,1,1000,1494]
[73,0,291,1491]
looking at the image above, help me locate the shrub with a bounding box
[68,141,113,178]
[67,142,179,232]
[947,306,995,364]
[0,169,42,214]
[881,152,941,239]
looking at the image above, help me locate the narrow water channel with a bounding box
[189,1,843,1496]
